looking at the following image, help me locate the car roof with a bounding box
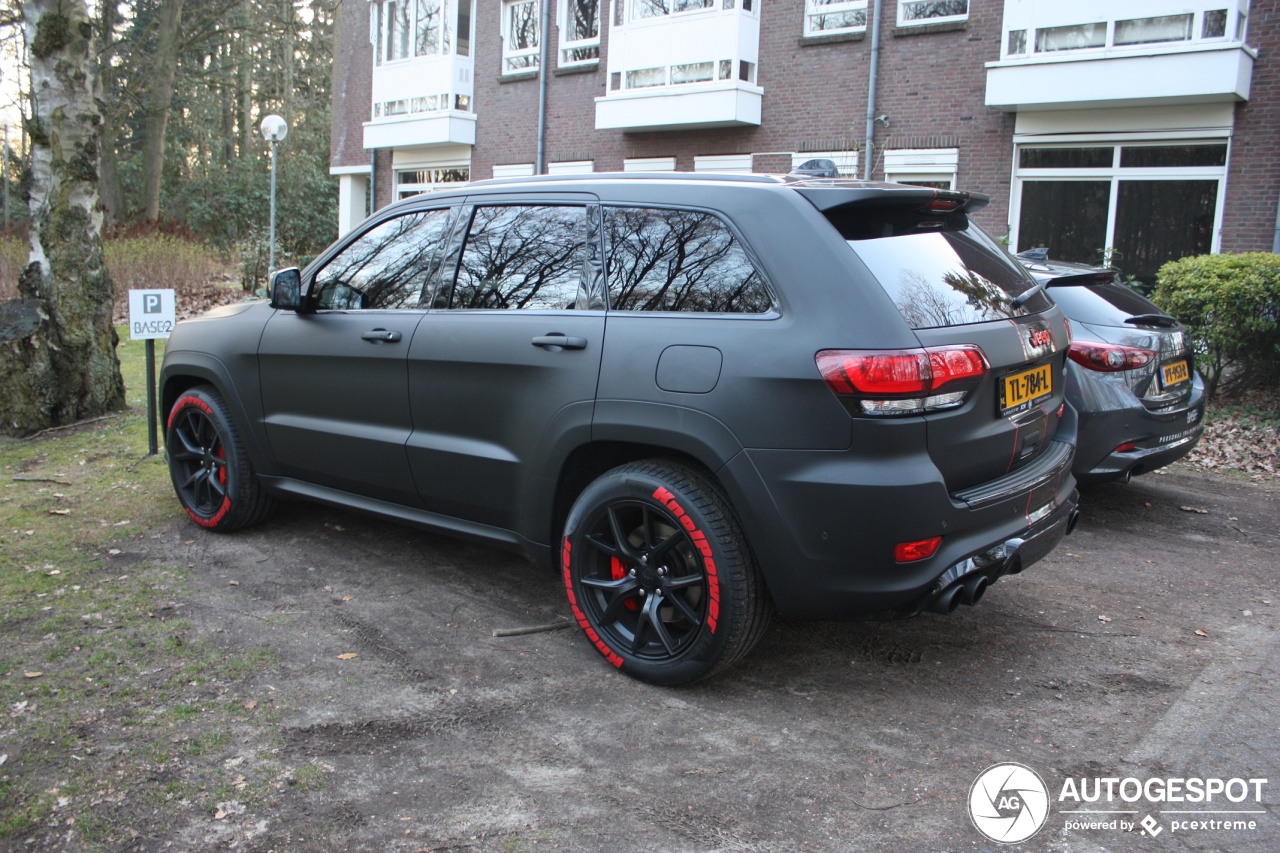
[380,172,990,215]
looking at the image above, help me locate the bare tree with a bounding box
[0,0,124,434]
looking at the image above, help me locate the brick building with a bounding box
[330,0,1276,285]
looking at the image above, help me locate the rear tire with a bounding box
[561,460,770,685]
[166,386,276,532]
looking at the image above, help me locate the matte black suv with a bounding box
[160,174,1080,684]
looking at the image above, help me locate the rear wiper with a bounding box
[1123,313,1178,328]
[1009,281,1046,310]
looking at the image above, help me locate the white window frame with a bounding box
[803,0,867,38]
[396,165,471,199]
[548,160,595,174]
[624,156,677,172]
[897,0,968,28]
[502,0,541,73]
[559,0,601,66]
[1009,134,1229,258]
[629,0,715,24]
[790,151,858,177]
[883,148,958,189]
[694,154,753,174]
[492,163,536,178]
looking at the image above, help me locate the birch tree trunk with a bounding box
[0,0,125,434]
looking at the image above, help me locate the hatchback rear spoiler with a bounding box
[789,183,989,215]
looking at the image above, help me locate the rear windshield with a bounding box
[1045,281,1164,326]
[842,224,1048,329]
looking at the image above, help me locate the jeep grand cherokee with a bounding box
[160,173,1080,684]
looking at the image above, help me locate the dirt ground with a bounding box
[32,466,1280,851]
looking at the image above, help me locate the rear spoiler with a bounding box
[790,182,990,215]
[1044,271,1118,287]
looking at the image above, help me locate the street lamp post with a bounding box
[260,114,289,275]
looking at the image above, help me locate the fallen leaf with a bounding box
[341,595,353,602]
[242,700,257,711]
[228,580,239,586]
[1097,615,1112,623]
[1179,506,1209,514]
[1194,629,1210,637]
[24,671,43,679]
[107,549,121,556]
[48,509,70,516]
[47,569,61,576]
[23,530,33,536]
[337,653,358,660]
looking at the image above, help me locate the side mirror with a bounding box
[269,268,304,310]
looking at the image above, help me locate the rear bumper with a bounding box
[719,426,1078,620]
[1073,369,1206,484]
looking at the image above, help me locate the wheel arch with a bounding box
[160,354,275,476]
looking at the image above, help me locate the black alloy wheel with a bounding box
[562,460,770,684]
[166,386,276,532]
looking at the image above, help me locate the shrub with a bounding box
[1153,253,1280,400]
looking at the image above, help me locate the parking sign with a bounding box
[128,289,176,340]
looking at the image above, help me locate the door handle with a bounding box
[532,334,588,351]
[361,329,403,343]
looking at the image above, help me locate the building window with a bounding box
[897,0,967,27]
[492,163,536,178]
[694,154,752,174]
[549,160,595,174]
[396,167,470,199]
[631,0,714,22]
[624,157,676,172]
[1013,141,1228,288]
[804,0,867,37]
[561,0,600,64]
[375,0,462,63]
[883,148,958,189]
[1114,14,1193,46]
[503,0,541,71]
[790,151,858,177]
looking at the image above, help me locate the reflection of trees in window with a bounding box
[564,0,600,62]
[416,0,442,54]
[452,206,587,309]
[505,0,539,70]
[313,210,452,310]
[604,207,773,313]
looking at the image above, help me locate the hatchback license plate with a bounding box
[1001,364,1053,415]
[1162,359,1190,387]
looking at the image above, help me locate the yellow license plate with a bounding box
[1162,359,1190,387]
[1001,364,1053,415]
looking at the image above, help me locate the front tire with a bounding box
[561,460,770,685]
[166,386,276,532]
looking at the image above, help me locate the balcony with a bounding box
[596,0,762,131]
[363,54,477,149]
[985,0,1255,111]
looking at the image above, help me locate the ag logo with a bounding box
[968,762,1051,844]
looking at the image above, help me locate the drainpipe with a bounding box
[862,0,883,180]
[369,149,378,214]
[536,0,551,174]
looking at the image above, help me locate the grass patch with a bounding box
[0,329,288,848]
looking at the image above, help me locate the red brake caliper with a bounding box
[611,557,638,611]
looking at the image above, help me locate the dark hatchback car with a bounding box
[1017,250,1205,484]
[161,174,1079,684]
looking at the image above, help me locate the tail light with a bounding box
[816,346,989,416]
[1067,341,1156,372]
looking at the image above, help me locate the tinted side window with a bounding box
[450,205,588,310]
[604,207,773,313]
[313,209,452,310]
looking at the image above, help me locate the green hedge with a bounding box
[1153,252,1280,400]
